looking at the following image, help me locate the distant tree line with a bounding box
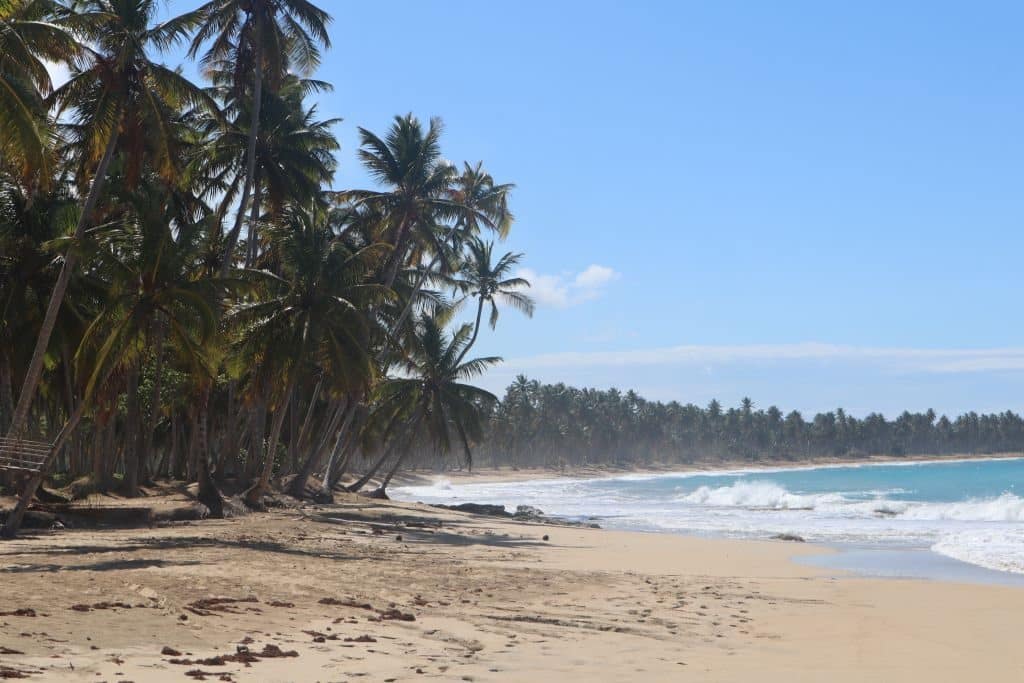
[465,376,1024,468]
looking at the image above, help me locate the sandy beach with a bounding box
[0,491,1022,682]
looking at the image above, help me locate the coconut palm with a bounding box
[194,74,339,266]
[349,316,500,496]
[341,114,458,288]
[388,161,516,337]
[73,181,231,495]
[189,0,331,275]
[5,0,217,441]
[448,236,533,365]
[229,201,387,505]
[0,0,78,184]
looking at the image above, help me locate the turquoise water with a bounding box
[393,457,1024,577]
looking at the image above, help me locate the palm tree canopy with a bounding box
[370,316,500,465]
[51,0,220,185]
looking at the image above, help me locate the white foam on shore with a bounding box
[933,529,1024,574]
[391,459,1024,575]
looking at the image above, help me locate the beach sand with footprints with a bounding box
[1,494,1023,681]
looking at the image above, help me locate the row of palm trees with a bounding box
[474,378,1024,468]
[0,0,533,536]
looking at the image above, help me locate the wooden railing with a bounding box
[0,436,51,473]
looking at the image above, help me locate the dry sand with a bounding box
[1,495,1023,682]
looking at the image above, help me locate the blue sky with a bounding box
[154,1,1024,417]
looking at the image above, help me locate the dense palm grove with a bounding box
[0,0,534,535]
[474,378,1024,469]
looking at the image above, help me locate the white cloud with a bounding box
[574,264,619,288]
[503,343,1024,374]
[517,264,620,309]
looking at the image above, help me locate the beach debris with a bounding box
[302,630,338,642]
[0,647,24,655]
[0,609,36,618]
[69,601,135,612]
[167,643,297,668]
[542,535,549,541]
[161,646,182,656]
[266,600,294,608]
[771,533,806,543]
[186,596,259,616]
[320,597,370,609]
[344,635,376,643]
[0,666,31,679]
[377,608,415,622]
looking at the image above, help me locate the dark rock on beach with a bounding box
[432,503,511,517]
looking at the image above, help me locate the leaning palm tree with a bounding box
[448,236,534,365]
[349,316,500,496]
[340,114,458,288]
[4,0,217,442]
[189,0,331,275]
[229,202,388,506]
[2,0,221,538]
[388,161,516,336]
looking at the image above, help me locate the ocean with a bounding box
[391,456,1024,580]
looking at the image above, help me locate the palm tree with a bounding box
[449,236,533,365]
[5,0,217,441]
[349,316,500,496]
[194,73,339,266]
[73,182,229,495]
[341,114,457,288]
[229,202,386,506]
[388,161,515,336]
[0,178,78,432]
[189,0,331,276]
[0,0,78,184]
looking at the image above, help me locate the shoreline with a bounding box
[393,452,1024,585]
[1,497,1022,681]
[397,451,1024,487]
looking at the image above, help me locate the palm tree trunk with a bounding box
[328,440,359,492]
[5,125,121,441]
[381,213,413,289]
[219,23,262,279]
[454,296,485,367]
[245,182,262,268]
[390,254,439,336]
[245,372,298,506]
[347,441,398,494]
[370,415,423,497]
[349,414,421,493]
[289,398,344,498]
[122,363,142,496]
[195,385,223,517]
[140,323,166,483]
[319,399,358,488]
[0,353,13,433]
[295,374,324,457]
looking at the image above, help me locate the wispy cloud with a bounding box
[503,343,1024,374]
[518,264,620,308]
